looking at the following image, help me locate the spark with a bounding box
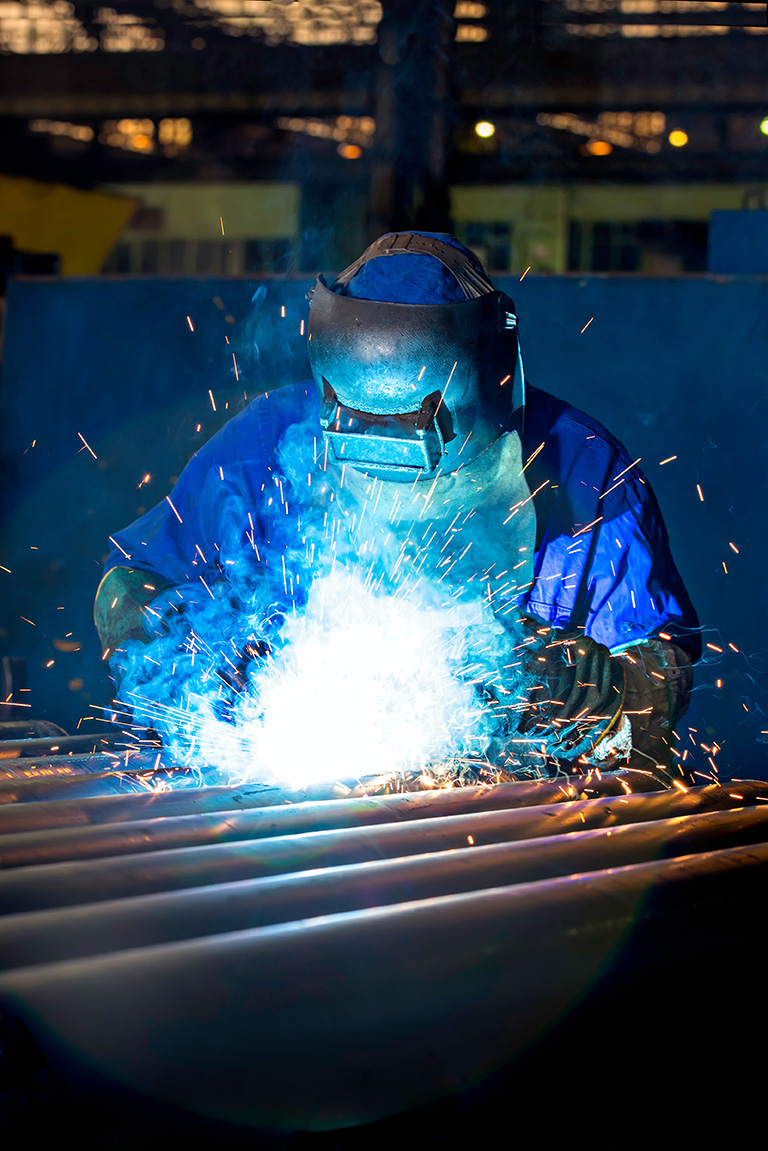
[434,361,458,419]
[572,515,603,538]
[519,442,544,475]
[219,216,225,235]
[77,432,97,459]
[232,352,240,380]
[659,455,677,465]
[186,316,195,331]
[165,496,183,523]
[519,266,531,281]
[729,542,739,554]
[209,390,217,411]
[109,536,131,559]
[612,458,641,483]
[696,484,704,502]
[580,317,594,334]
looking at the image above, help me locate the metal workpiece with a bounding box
[0,783,764,913]
[0,766,674,836]
[0,780,765,874]
[1,840,765,1131]
[0,755,128,788]
[0,759,191,801]
[0,729,764,1134]
[0,733,132,760]
[0,721,67,741]
[0,801,767,973]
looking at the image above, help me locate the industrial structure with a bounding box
[0,2,767,272]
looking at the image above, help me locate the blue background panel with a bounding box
[708,210,768,274]
[1,273,766,776]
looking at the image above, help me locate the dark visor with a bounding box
[318,384,445,474]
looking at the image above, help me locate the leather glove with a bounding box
[516,618,626,762]
[214,638,272,723]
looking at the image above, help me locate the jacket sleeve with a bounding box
[95,385,312,658]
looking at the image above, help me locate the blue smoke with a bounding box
[112,412,537,789]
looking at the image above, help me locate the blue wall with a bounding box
[709,210,768,274]
[1,273,766,776]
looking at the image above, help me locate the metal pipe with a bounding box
[0,779,764,872]
[0,783,764,913]
[0,767,669,834]
[0,802,767,973]
[0,758,192,797]
[0,733,131,760]
[0,721,66,740]
[1,841,765,1131]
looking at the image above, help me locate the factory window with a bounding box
[166,240,186,275]
[103,238,294,275]
[569,220,708,273]
[243,239,293,273]
[195,241,229,275]
[140,240,160,275]
[105,243,132,275]
[459,222,513,271]
[544,0,766,38]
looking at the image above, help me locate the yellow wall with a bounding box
[104,182,300,240]
[451,182,768,272]
[0,176,137,275]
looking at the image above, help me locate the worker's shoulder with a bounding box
[186,380,317,471]
[524,383,631,466]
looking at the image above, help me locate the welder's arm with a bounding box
[93,566,173,658]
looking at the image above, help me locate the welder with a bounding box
[95,232,700,777]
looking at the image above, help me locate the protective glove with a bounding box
[214,638,272,723]
[515,617,626,762]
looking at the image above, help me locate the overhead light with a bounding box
[586,139,612,156]
[760,116,768,137]
[474,120,496,139]
[668,130,688,147]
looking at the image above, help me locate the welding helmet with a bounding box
[306,232,525,479]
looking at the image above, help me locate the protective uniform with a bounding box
[96,233,699,777]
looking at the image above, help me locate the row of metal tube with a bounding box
[0,837,765,1129]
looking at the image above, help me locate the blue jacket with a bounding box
[104,380,701,660]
